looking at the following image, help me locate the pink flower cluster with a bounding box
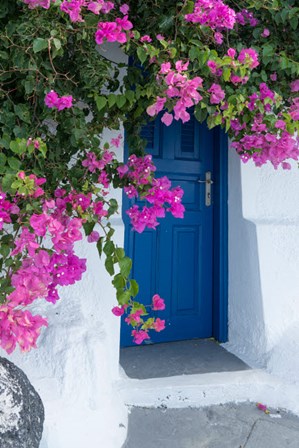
[120,154,184,232]
[22,0,55,9]
[289,97,299,121]
[60,0,115,22]
[147,61,203,125]
[45,91,73,111]
[206,47,259,86]
[235,9,258,27]
[95,15,133,45]
[112,294,166,344]
[185,0,236,30]
[227,81,299,169]
[0,184,92,352]
[0,192,19,231]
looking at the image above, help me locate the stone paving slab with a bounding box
[123,402,299,448]
[120,339,249,379]
[245,419,299,448]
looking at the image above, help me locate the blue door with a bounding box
[121,115,216,346]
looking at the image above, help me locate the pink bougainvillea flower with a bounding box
[227,48,236,58]
[117,164,129,177]
[238,48,259,69]
[175,60,189,72]
[160,62,171,74]
[152,294,165,310]
[120,3,129,14]
[45,91,73,111]
[140,35,152,43]
[112,306,125,317]
[185,0,236,30]
[256,403,270,414]
[214,32,223,45]
[161,112,173,126]
[153,318,165,332]
[60,0,85,22]
[261,28,270,37]
[208,83,225,104]
[275,120,286,130]
[45,90,59,108]
[131,329,150,345]
[87,231,100,243]
[290,80,299,92]
[56,95,73,111]
[23,0,54,9]
[207,60,218,74]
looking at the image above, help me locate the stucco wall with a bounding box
[226,147,299,384]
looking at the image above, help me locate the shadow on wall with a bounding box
[224,148,267,368]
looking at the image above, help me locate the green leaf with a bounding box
[112,273,126,289]
[117,290,131,306]
[115,247,125,259]
[9,139,27,155]
[290,16,298,30]
[105,256,115,276]
[53,38,62,50]
[189,46,200,62]
[83,221,95,236]
[116,95,126,108]
[103,240,115,256]
[125,90,135,103]
[14,104,31,124]
[0,245,10,258]
[263,45,274,58]
[0,153,7,167]
[1,174,15,193]
[7,157,21,171]
[33,38,48,53]
[96,237,104,257]
[108,94,117,108]
[129,279,139,298]
[222,67,231,82]
[137,47,147,64]
[95,95,107,112]
[119,256,132,278]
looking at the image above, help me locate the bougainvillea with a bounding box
[0,0,298,352]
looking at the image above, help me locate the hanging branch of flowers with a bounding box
[0,0,298,353]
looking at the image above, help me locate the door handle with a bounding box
[197,171,213,206]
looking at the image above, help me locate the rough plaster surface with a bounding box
[0,357,44,448]
[225,149,299,388]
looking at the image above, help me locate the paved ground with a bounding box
[123,402,299,448]
[120,339,249,379]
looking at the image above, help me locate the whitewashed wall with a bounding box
[226,147,299,385]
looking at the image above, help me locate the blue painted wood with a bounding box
[212,128,228,342]
[121,115,224,346]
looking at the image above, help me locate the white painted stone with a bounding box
[117,369,299,415]
[226,148,299,391]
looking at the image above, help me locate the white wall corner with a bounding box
[227,147,299,388]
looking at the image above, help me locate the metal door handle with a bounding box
[197,171,213,206]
